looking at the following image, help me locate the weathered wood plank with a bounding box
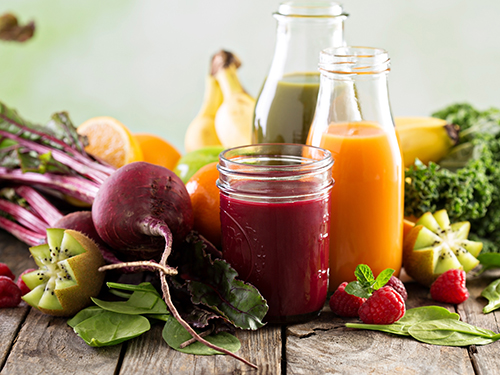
[119,323,281,374]
[0,232,36,368]
[1,308,122,375]
[458,269,500,375]
[286,282,475,375]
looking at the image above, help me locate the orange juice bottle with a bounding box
[307,47,404,290]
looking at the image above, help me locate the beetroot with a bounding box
[53,211,134,272]
[95,162,256,369]
[92,162,194,261]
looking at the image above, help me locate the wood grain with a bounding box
[119,323,281,374]
[1,308,122,375]
[459,269,500,375]
[286,282,475,375]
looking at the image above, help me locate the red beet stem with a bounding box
[158,249,258,369]
[0,216,45,246]
[0,167,99,204]
[0,198,49,233]
[14,186,63,226]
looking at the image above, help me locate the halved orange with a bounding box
[134,133,182,171]
[77,116,143,169]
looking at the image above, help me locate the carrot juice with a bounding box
[318,121,404,290]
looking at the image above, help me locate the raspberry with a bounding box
[0,275,22,308]
[386,275,408,301]
[329,282,367,317]
[16,268,36,296]
[430,269,469,304]
[358,286,406,324]
[0,263,15,280]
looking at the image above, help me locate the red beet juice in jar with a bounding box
[217,144,334,324]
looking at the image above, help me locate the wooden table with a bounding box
[1,230,500,375]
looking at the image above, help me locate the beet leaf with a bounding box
[170,232,268,330]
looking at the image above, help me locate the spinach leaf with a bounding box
[477,253,500,273]
[106,281,162,296]
[409,319,498,346]
[162,315,241,355]
[67,306,106,328]
[481,278,500,313]
[72,310,150,347]
[346,306,459,336]
[92,290,169,315]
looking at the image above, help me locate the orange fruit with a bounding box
[134,133,182,171]
[77,116,143,169]
[403,218,415,242]
[186,162,221,248]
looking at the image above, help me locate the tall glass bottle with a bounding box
[252,1,347,145]
[307,47,404,290]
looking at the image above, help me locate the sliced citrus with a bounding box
[77,116,143,169]
[134,133,182,171]
[186,161,221,248]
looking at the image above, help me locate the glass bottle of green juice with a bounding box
[252,1,348,145]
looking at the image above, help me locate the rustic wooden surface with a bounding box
[1,230,500,375]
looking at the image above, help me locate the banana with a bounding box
[212,50,255,148]
[395,117,459,168]
[184,75,223,153]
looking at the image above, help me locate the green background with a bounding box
[1,0,499,153]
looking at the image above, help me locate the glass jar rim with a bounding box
[218,143,333,179]
[274,1,347,18]
[319,46,390,75]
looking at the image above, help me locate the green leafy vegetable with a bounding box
[409,319,500,346]
[69,307,150,347]
[170,232,268,330]
[480,278,500,313]
[344,264,394,299]
[405,103,500,254]
[162,315,241,355]
[347,306,500,346]
[91,281,169,315]
[346,306,459,336]
[67,282,168,347]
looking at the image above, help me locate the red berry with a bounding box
[329,282,367,317]
[16,268,36,296]
[358,286,406,324]
[386,275,408,301]
[0,263,15,280]
[430,269,469,304]
[0,275,22,308]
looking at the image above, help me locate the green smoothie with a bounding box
[252,72,320,144]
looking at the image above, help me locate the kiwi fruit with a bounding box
[403,209,482,287]
[22,228,105,317]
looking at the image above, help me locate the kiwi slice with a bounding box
[22,228,105,317]
[403,209,482,287]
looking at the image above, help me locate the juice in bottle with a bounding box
[318,121,404,289]
[253,72,320,144]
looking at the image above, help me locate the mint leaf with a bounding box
[373,268,395,290]
[354,264,375,287]
[345,281,371,299]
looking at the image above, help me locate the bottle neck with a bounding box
[321,71,393,125]
[269,15,346,78]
